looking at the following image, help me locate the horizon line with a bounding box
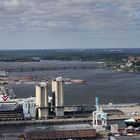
[0,48,140,51]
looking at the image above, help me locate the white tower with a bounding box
[52,77,64,117]
[36,82,49,119]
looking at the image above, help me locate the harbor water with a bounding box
[5,63,140,105]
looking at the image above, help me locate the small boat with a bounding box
[0,70,8,77]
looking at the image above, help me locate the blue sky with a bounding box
[0,0,140,49]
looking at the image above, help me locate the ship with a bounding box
[124,118,140,127]
[0,86,15,102]
[0,86,23,120]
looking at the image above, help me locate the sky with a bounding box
[0,0,140,49]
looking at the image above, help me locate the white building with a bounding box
[10,97,36,119]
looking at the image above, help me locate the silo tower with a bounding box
[36,82,49,119]
[52,77,64,117]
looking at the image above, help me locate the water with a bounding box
[7,68,140,105]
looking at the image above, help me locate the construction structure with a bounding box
[52,77,64,117]
[36,82,49,119]
[92,97,107,131]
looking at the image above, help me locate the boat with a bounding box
[0,70,8,77]
[69,79,86,85]
[124,118,140,127]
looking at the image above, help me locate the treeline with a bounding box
[0,49,140,62]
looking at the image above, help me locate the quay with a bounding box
[0,115,131,126]
[0,118,92,126]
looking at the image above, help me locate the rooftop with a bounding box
[111,135,140,140]
[25,123,95,132]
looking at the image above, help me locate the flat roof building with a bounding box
[24,123,96,140]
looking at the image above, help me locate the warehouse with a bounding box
[24,124,96,140]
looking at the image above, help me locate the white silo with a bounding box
[36,82,49,119]
[52,77,64,117]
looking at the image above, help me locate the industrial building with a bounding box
[30,77,64,119]
[0,97,37,121]
[12,97,36,119]
[0,102,23,121]
[24,124,96,140]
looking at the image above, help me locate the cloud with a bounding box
[4,0,26,10]
[5,0,19,7]
[0,0,140,35]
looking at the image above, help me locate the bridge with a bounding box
[0,63,106,73]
